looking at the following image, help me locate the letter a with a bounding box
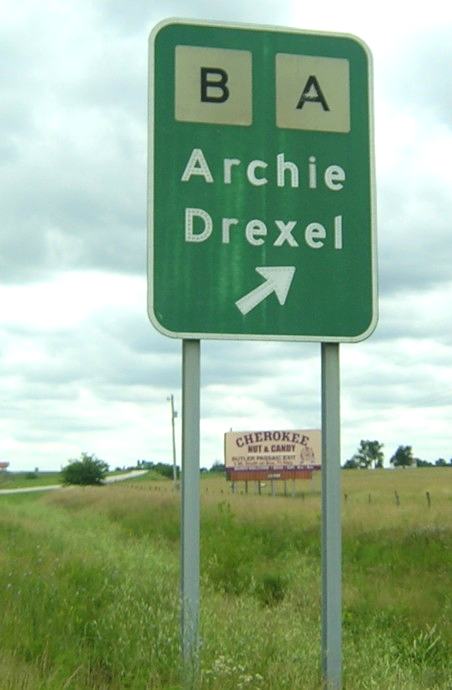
[181,148,213,183]
[296,75,330,111]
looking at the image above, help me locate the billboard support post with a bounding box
[321,342,342,689]
[181,339,201,687]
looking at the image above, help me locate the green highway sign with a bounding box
[148,19,377,341]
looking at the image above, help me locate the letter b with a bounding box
[200,67,229,103]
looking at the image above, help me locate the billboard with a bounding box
[224,429,321,480]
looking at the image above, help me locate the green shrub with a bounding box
[61,453,109,486]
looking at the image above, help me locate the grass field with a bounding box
[0,471,62,489]
[0,468,450,689]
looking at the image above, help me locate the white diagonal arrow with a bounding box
[235,266,296,316]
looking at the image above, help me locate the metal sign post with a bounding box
[321,342,341,689]
[181,339,201,687]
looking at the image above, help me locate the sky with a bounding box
[1,0,452,472]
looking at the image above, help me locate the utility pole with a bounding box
[168,394,178,484]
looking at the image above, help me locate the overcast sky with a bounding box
[1,0,452,472]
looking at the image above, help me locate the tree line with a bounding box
[60,455,228,486]
[60,446,451,486]
[343,440,452,469]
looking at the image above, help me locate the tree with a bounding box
[133,460,177,477]
[390,445,415,468]
[348,440,384,469]
[435,458,447,467]
[209,461,225,473]
[342,458,358,469]
[416,459,433,468]
[152,462,176,479]
[61,453,109,485]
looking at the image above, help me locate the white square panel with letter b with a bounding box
[175,45,252,126]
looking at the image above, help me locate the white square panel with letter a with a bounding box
[276,54,350,132]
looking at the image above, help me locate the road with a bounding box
[0,470,149,495]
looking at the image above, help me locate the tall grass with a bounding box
[0,468,450,689]
[0,494,180,689]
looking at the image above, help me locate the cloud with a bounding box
[381,25,452,127]
[0,1,146,283]
[1,1,452,471]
